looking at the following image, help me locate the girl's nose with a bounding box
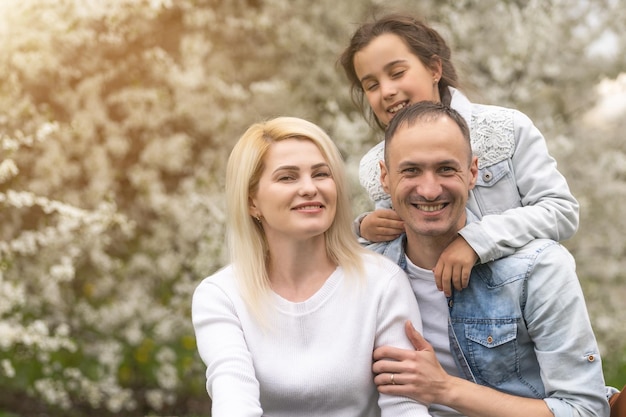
[380,79,397,100]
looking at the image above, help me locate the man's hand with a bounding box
[360,209,404,242]
[372,321,450,405]
[375,321,554,417]
[433,235,478,297]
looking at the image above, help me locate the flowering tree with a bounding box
[0,0,625,415]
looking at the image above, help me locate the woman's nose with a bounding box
[298,176,318,196]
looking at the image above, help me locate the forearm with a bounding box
[442,376,553,417]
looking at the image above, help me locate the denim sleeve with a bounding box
[526,244,609,417]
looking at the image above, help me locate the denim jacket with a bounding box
[357,87,579,264]
[366,212,609,417]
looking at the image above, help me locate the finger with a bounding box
[441,265,453,297]
[380,209,403,222]
[452,266,464,292]
[404,321,432,351]
[461,265,471,289]
[373,343,415,361]
[372,357,403,374]
[374,371,402,387]
[375,232,402,242]
[433,261,444,292]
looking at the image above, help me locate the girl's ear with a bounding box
[430,55,443,80]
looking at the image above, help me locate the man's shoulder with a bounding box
[514,239,570,258]
[490,239,574,271]
[364,235,405,264]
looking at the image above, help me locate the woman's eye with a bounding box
[314,171,331,178]
[391,70,405,78]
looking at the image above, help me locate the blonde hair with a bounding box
[225,117,366,316]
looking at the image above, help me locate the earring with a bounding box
[255,214,261,222]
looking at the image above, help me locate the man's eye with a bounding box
[401,168,419,175]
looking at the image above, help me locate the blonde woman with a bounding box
[192,116,431,417]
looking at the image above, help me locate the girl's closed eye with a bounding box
[364,81,379,92]
[391,69,406,79]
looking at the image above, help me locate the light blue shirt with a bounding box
[366,211,610,417]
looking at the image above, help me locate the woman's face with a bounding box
[250,138,337,245]
[353,33,441,128]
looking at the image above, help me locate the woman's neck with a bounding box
[267,236,336,302]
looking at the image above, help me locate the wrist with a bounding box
[353,212,370,237]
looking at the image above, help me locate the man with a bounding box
[366,101,612,417]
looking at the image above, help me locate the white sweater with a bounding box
[192,252,431,417]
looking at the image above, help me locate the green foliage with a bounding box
[0,0,625,415]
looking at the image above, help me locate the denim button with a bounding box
[483,171,493,182]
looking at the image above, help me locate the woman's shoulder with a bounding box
[194,264,237,295]
[359,251,405,280]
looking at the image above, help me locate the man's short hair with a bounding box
[384,101,471,164]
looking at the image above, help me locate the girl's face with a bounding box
[249,138,337,245]
[353,33,442,128]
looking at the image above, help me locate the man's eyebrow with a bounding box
[396,159,462,169]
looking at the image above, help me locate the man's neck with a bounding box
[404,231,459,271]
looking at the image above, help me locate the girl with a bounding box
[339,13,578,296]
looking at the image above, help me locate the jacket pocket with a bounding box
[472,160,521,215]
[465,320,518,385]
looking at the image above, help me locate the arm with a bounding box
[523,244,609,417]
[373,322,553,417]
[356,141,405,243]
[460,110,579,263]
[191,278,263,417]
[374,245,609,417]
[374,260,432,417]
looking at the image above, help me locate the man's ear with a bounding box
[379,160,391,194]
[468,156,478,190]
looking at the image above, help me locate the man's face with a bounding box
[381,116,478,241]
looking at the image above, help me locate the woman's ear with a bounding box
[249,197,260,219]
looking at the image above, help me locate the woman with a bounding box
[339,13,579,296]
[191,116,431,417]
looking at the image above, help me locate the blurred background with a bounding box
[0,0,625,415]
